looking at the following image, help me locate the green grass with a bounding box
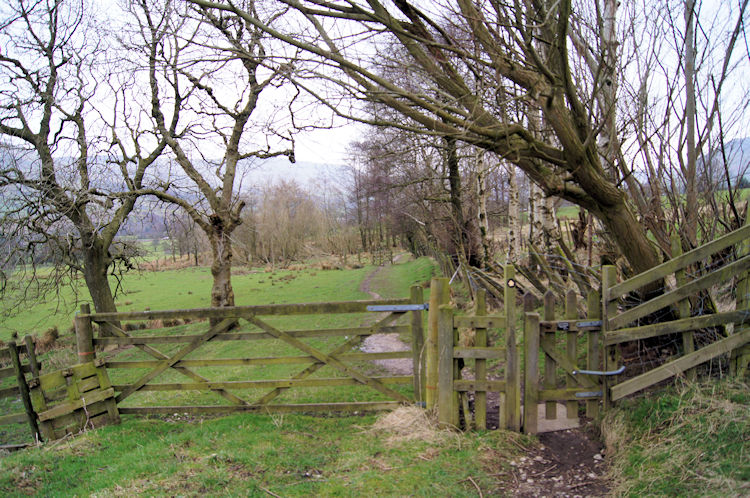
[0,410,530,496]
[602,379,750,496]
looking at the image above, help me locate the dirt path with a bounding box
[359,257,413,376]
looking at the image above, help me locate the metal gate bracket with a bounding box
[572,365,626,376]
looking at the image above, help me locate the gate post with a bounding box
[504,264,521,431]
[75,303,95,364]
[437,303,456,427]
[523,310,540,434]
[601,265,618,410]
[586,290,601,419]
[426,278,449,410]
[410,285,425,403]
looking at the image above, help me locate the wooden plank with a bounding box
[410,285,425,403]
[604,310,749,345]
[542,291,557,419]
[50,399,111,431]
[93,325,411,345]
[611,328,750,401]
[113,376,412,391]
[524,312,540,435]
[0,363,37,379]
[610,255,750,330]
[452,347,506,360]
[453,315,506,329]
[0,412,28,425]
[437,305,455,427]
[565,291,578,418]
[505,264,520,431]
[38,370,68,392]
[246,316,412,403]
[427,278,449,410]
[251,312,405,406]
[0,385,20,399]
[115,319,236,403]
[610,223,750,298]
[453,380,506,392]
[77,376,100,393]
[37,388,115,422]
[474,289,488,430]
[105,351,413,369]
[23,335,40,378]
[602,265,618,411]
[9,342,39,440]
[586,290,601,418]
[75,303,96,363]
[87,299,411,322]
[119,401,402,416]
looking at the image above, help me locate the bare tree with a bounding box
[0,0,165,316]
[126,0,295,313]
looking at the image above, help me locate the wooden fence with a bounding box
[74,289,426,417]
[0,337,42,445]
[602,222,750,403]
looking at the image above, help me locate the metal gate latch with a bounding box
[366,304,429,312]
[572,365,626,376]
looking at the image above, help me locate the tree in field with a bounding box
[126,0,295,312]
[0,0,166,316]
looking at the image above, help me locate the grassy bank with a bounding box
[602,379,750,496]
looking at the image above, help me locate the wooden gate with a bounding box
[76,290,426,416]
[431,266,521,431]
[602,222,750,403]
[0,338,41,445]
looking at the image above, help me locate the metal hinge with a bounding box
[366,304,429,312]
[575,391,603,398]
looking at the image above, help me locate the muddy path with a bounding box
[358,256,413,376]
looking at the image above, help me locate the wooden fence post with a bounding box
[410,285,425,403]
[505,264,521,431]
[586,290,601,419]
[426,278,449,410]
[671,234,695,380]
[75,303,96,364]
[565,290,578,418]
[601,265,618,410]
[474,288,488,430]
[23,335,40,378]
[542,291,557,419]
[437,304,456,427]
[9,341,40,441]
[734,214,750,376]
[523,311,540,434]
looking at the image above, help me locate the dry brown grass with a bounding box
[368,406,453,446]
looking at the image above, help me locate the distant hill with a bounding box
[242,157,346,188]
[718,137,750,184]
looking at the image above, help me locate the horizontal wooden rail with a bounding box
[93,325,410,346]
[112,376,411,392]
[609,255,750,330]
[0,344,32,361]
[0,363,40,380]
[538,388,601,401]
[609,223,750,298]
[106,351,412,369]
[610,328,750,401]
[87,299,411,322]
[453,380,506,392]
[118,401,403,416]
[453,315,506,329]
[0,385,20,399]
[0,412,28,425]
[605,310,750,345]
[453,347,506,360]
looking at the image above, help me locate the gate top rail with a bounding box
[85,298,412,322]
[608,223,750,299]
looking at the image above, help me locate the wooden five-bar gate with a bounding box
[74,289,426,417]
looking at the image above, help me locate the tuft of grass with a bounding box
[602,379,750,497]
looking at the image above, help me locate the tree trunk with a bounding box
[209,228,235,326]
[684,0,698,246]
[507,163,521,262]
[81,234,120,337]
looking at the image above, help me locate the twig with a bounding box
[259,486,282,498]
[530,464,558,477]
[460,476,483,498]
[569,480,594,490]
